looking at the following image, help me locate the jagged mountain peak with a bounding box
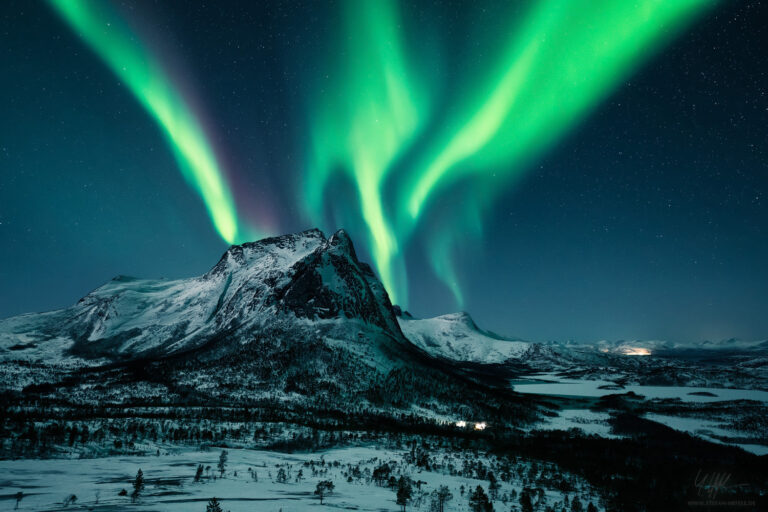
[207,228,327,277]
[0,228,403,361]
[205,228,361,279]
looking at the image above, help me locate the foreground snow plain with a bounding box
[0,446,601,512]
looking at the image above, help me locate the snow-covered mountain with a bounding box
[0,229,403,362]
[0,228,544,425]
[398,312,530,364]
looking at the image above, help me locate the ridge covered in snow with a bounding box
[0,228,403,361]
[398,311,530,364]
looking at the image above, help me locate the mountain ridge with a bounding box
[0,228,407,362]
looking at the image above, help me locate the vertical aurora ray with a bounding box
[304,0,428,305]
[305,0,715,307]
[47,0,247,244]
[429,229,465,307]
[401,0,716,303]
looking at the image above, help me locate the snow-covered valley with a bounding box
[0,445,604,512]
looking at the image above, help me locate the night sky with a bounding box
[1,0,766,344]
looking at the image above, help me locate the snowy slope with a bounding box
[0,229,404,361]
[398,312,530,364]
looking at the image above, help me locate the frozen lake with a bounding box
[644,413,768,456]
[511,374,768,403]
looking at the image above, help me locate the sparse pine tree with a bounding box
[433,485,453,512]
[519,488,534,512]
[489,472,500,500]
[194,464,204,482]
[570,498,583,512]
[217,450,228,477]
[587,503,598,512]
[206,497,223,512]
[469,485,493,512]
[131,469,144,503]
[372,464,391,486]
[396,476,413,511]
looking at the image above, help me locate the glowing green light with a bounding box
[48,0,244,244]
[305,0,427,305]
[429,229,465,307]
[406,0,716,220]
[305,0,714,307]
[53,0,717,309]
[399,0,715,302]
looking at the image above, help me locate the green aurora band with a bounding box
[406,0,717,220]
[305,0,428,305]
[48,0,246,244]
[307,0,715,306]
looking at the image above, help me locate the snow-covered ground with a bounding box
[0,446,602,512]
[511,374,768,403]
[532,409,620,439]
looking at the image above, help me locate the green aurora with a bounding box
[48,0,717,307]
[306,0,715,306]
[304,0,428,304]
[47,0,248,245]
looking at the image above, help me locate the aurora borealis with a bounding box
[46,0,250,245]
[2,0,767,343]
[303,0,717,305]
[305,0,427,304]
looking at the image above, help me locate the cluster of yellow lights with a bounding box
[455,420,487,430]
[618,347,652,356]
[600,346,652,356]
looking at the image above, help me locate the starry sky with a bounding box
[1,0,766,343]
